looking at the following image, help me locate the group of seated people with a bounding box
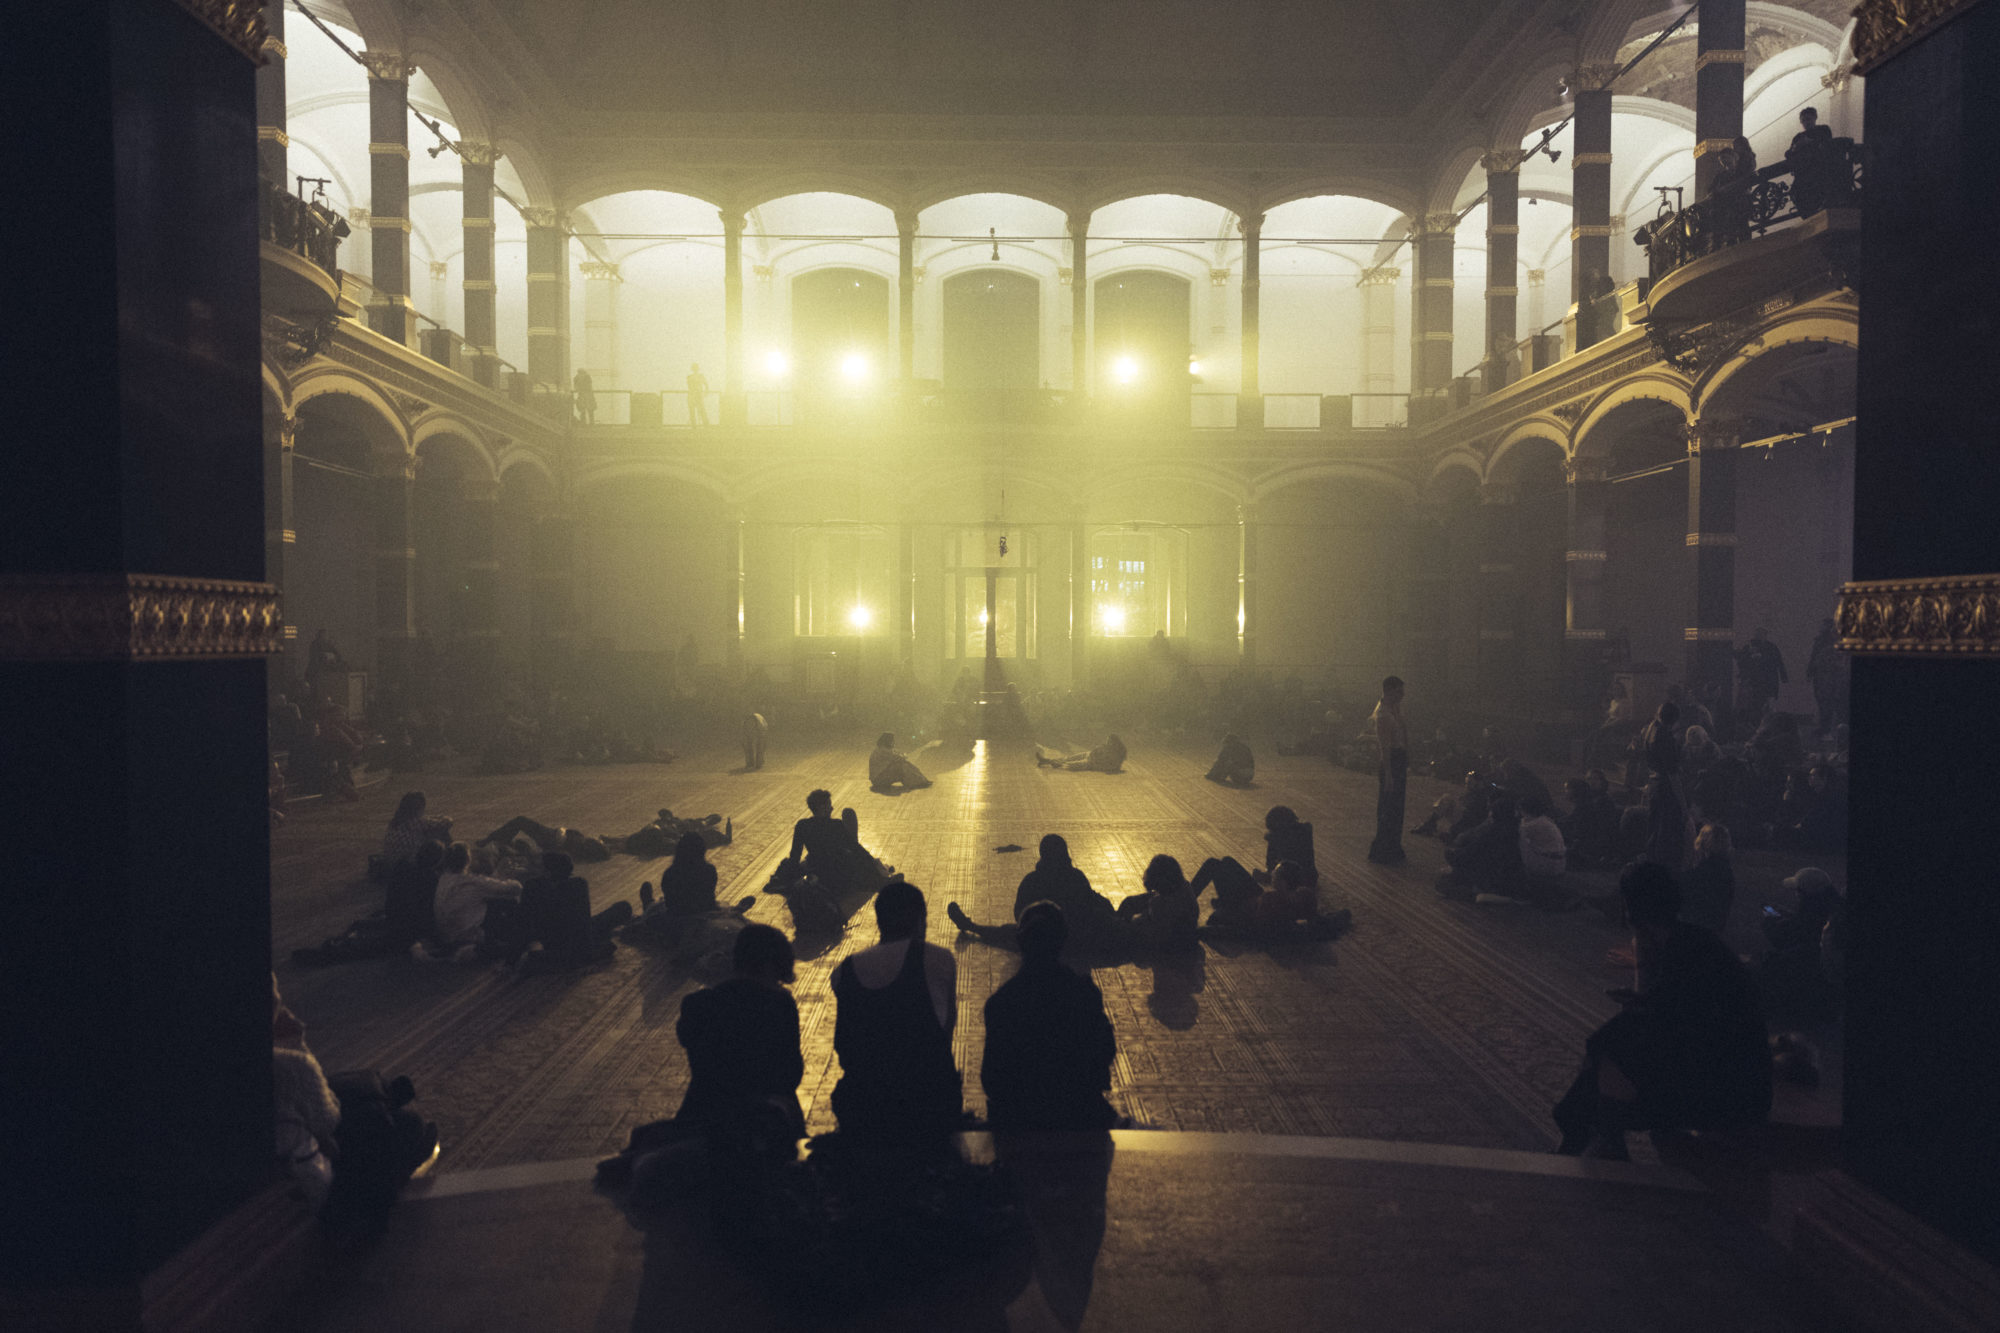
[943,807,1347,956]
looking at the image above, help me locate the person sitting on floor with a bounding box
[1250,860,1346,939]
[1204,733,1255,786]
[1035,734,1127,773]
[830,882,962,1140]
[1260,805,1320,886]
[947,833,1124,955]
[981,901,1119,1133]
[1775,764,1847,854]
[1554,862,1771,1159]
[674,924,806,1141]
[293,839,449,966]
[1114,854,1202,954]
[839,807,898,885]
[1517,791,1571,906]
[1558,776,1621,869]
[1681,822,1737,936]
[1758,866,1845,1024]
[428,842,524,959]
[1439,792,1528,904]
[869,732,933,791]
[1412,770,1490,841]
[381,791,452,874]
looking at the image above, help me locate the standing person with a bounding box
[685,363,710,426]
[572,367,596,425]
[1368,676,1408,865]
[1641,702,1690,870]
[1734,627,1789,724]
[981,902,1118,1132]
[1785,107,1836,216]
[741,711,768,770]
[1805,618,1844,733]
[829,882,961,1140]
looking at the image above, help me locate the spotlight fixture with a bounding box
[1113,355,1140,385]
[848,605,872,630]
[1100,604,1127,633]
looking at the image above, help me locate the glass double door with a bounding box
[958,570,1031,661]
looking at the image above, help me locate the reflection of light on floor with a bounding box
[965,738,987,812]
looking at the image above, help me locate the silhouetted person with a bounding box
[981,902,1118,1132]
[573,367,596,424]
[1368,676,1408,864]
[1261,804,1319,886]
[675,924,805,1140]
[1785,106,1836,216]
[1709,145,1757,244]
[1204,733,1254,786]
[1641,702,1689,870]
[948,833,1124,954]
[1555,863,1771,1158]
[830,882,961,1139]
[655,831,719,916]
[381,790,452,871]
[685,362,710,425]
[869,731,932,790]
[1441,792,1526,903]
[1114,854,1201,954]
[741,711,768,770]
[1681,823,1736,936]
[1734,626,1788,724]
[1559,776,1620,869]
[1036,734,1126,772]
[1806,618,1843,731]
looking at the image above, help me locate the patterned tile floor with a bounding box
[272,735,1832,1173]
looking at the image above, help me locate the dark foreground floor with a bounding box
[283,1132,1839,1333]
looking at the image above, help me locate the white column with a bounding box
[1359,267,1400,426]
[580,260,620,386]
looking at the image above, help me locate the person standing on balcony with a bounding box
[1786,107,1836,217]
[686,363,711,425]
[1710,146,1757,246]
[572,367,596,425]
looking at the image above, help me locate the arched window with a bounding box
[790,267,891,391]
[942,268,1040,417]
[1093,270,1192,408]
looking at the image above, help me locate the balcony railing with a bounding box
[259,177,346,279]
[1635,139,1862,284]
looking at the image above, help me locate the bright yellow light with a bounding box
[977,609,990,627]
[1112,355,1140,385]
[1188,358,1203,377]
[847,605,872,630]
[840,351,869,383]
[764,349,790,377]
[1100,604,1126,633]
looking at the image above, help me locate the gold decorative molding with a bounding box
[1480,149,1527,174]
[0,574,282,662]
[1837,574,2000,655]
[457,140,500,167]
[1853,0,1986,74]
[1566,550,1609,562]
[169,0,269,63]
[1685,532,1739,547]
[1359,267,1401,286]
[1696,48,1747,68]
[1570,63,1622,92]
[359,50,416,81]
[1684,627,1735,641]
[1416,212,1460,236]
[521,207,563,230]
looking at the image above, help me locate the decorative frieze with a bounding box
[169,0,268,63]
[1837,574,2000,656]
[1852,0,1986,74]
[0,574,283,662]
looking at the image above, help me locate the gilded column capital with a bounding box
[1568,63,1621,92]
[1415,212,1459,237]
[1853,0,1985,74]
[169,0,270,63]
[521,206,563,230]
[579,260,622,281]
[1057,267,1073,286]
[893,210,920,236]
[359,50,416,81]
[457,140,500,167]
[1525,268,1545,284]
[1684,417,1746,452]
[752,264,775,284]
[718,209,746,234]
[1358,267,1401,287]
[1480,148,1527,174]
[1210,267,1232,286]
[1237,212,1265,236]
[428,260,448,280]
[910,265,926,286]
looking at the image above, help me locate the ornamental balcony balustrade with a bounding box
[259,177,348,319]
[1635,139,1863,285]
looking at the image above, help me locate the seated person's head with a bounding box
[1564,777,1590,805]
[733,923,796,985]
[807,789,833,817]
[1017,900,1067,963]
[415,840,447,871]
[392,791,427,824]
[1657,701,1680,728]
[1264,805,1298,832]
[542,851,575,881]
[1142,854,1187,895]
[1618,861,1682,929]
[673,831,707,864]
[873,881,926,940]
[1586,768,1609,793]
[1039,833,1070,864]
[1271,860,1308,893]
[470,847,496,875]
[1519,791,1550,819]
[840,807,858,829]
[877,732,895,749]
[1694,822,1732,861]
[442,842,471,873]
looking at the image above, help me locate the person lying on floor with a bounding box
[619,808,732,858]
[869,732,933,791]
[981,901,1119,1133]
[478,815,612,862]
[1034,734,1127,773]
[1204,733,1255,786]
[946,834,1124,954]
[1202,859,1348,941]
[1554,862,1771,1159]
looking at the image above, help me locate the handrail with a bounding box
[1634,139,1863,284]
[259,176,345,278]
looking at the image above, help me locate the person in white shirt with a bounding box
[428,842,521,957]
[1517,791,1569,879]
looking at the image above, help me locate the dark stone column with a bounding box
[1410,213,1456,409]
[897,211,917,384]
[362,50,414,345]
[1238,211,1263,427]
[1238,503,1259,664]
[457,475,500,703]
[1694,0,1747,200]
[374,458,418,700]
[1683,420,1740,705]
[1563,456,1611,707]
[530,504,577,684]
[461,142,499,388]
[266,413,296,641]
[722,210,746,426]
[524,207,568,391]
[1839,1,2000,1261]
[1569,67,1616,351]
[255,0,287,183]
[1476,481,1521,695]
[1068,211,1089,399]
[1,0,276,1296]
[1483,152,1523,391]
